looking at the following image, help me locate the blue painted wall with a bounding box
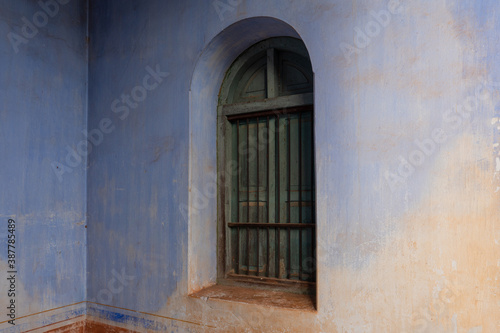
[2,0,499,331]
[0,0,88,331]
[88,1,500,331]
[87,0,190,314]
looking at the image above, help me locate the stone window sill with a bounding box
[189,284,316,312]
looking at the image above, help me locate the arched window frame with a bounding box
[216,37,315,294]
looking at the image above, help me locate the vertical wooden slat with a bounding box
[236,120,240,274]
[276,114,280,278]
[266,116,270,277]
[299,112,303,280]
[246,118,250,275]
[256,117,260,276]
[299,113,303,222]
[287,114,291,279]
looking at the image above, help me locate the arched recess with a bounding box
[188,17,313,294]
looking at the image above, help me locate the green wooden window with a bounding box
[217,37,315,290]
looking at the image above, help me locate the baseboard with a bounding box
[85,320,139,333]
[42,319,138,333]
[44,319,85,333]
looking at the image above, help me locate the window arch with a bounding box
[217,37,315,293]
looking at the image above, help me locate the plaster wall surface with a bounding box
[87,0,500,332]
[0,0,88,332]
[1,0,499,332]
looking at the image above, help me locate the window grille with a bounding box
[217,37,315,291]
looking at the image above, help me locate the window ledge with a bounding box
[189,285,316,312]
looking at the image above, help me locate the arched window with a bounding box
[217,37,315,293]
